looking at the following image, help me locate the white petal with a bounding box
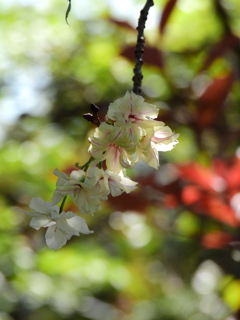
[57,220,79,237]
[30,217,54,230]
[74,188,101,215]
[23,210,47,218]
[67,215,94,234]
[108,181,123,197]
[59,211,76,220]
[29,197,58,213]
[45,225,68,250]
[53,168,67,178]
[155,140,179,152]
[118,176,137,194]
[51,192,65,205]
[70,170,85,181]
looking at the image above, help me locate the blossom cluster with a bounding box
[24,91,179,250]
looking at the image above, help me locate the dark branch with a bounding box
[65,0,72,25]
[83,104,101,126]
[214,0,240,75]
[214,0,231,34]
[132,0,154,95]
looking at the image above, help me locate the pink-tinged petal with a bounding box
[112,128,123,141]
[119,155,132,169]
[151,127,176,143]
[89,137,103,147]
[106,145,121,173]
[130,101,133,114]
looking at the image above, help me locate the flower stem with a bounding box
[82,156,94,172]
[75,156,94,171]
[59,196,67,213]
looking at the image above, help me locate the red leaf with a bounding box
[200,33,239,72]
[107,190,148,212]
[227,159,240,190]
[108,18,135,31]
[121,45,163,69]
[164,194,179,208]
[159,0,178,34]
[178,163,215,191]
[196,73,234,128]
[202,231,233,249]
[181,186,202,205]
[196,196,239,227]
[213,158,228,178]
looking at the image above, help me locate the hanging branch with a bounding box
[132,0,154,95]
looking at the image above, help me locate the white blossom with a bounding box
[23,197,93,250]
[51,169,103,215]
[88,122,136,173]
[85,167,137,198]
[89,91,179,171]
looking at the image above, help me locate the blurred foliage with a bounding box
[1,0,240,319]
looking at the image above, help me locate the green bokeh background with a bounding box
[1,0,240,319]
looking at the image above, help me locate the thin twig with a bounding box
[65,0,72,25]
[132,0,154,95]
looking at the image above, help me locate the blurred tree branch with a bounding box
[214,0,240,75]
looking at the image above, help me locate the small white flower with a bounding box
[85,167,137,198]
[136,126,179,169]
[24,197,93,250]
[151,126,179,152]
[51,169,103,215]
[107,91,159,123]
[88,122,136,173]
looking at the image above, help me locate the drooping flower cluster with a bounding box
[89,91,179,172]
[24,91,179,250]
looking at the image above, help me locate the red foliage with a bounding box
[108,172,181,212]
[201,231,233,249]
[178,159,240,227]
[159,0,178,34]
[179,163,215,191]
[163,194,179,208]
[107,189,149,213]
[121,45,164,69]
[200,33,239,71]
[196,73,234,128]
[181,186,202,205]
[108,18,136,31]
[61,164,79,174]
